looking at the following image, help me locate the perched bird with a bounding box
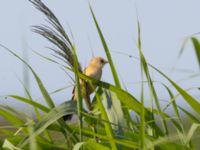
[63,57,108,120]
[30,1,108,120]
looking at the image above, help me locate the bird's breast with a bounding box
[84,65,102,80]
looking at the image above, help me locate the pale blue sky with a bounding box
[0,0,200,111]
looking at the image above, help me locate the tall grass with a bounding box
[1,0,200,149]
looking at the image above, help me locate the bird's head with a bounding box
[90,57,108,69]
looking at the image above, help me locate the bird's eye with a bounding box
[100,59,104,63]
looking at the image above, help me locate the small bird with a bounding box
[30,0,109,121]
[63,57,108,120]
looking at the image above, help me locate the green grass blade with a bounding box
[89,6,133,129]
[79,73,142,113]
[178,36,190,59]
[94,89,118,150]
[18,79,42,121]
[178,106,200,123]
[160,83,185,135]
[77,71,165,135]
[137,20,168,135]
[1,45,78,144]
[161,84,181,121]
[151,64,200,116]
[139,65,145,149]
[0,44,55,108]
[9,95,50,113]
[0,107,25,126]
[64,65,148,114]
[27,121,37,150]
[3,139,21,150]
[18,101,77,148]
[186,124,199,144]
[74,141,111,150]
[89,5,121,88]
[73,46,83,142]
[103,90,125,134]
[191,37,200,69]
[10,94,54,149]
[36,139,67,150]
[31,72,55,108]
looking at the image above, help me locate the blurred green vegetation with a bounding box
[1,0,200,149]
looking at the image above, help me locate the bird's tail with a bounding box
[62,98,74,121]
[63,87,76,121]
[63,113,73,121]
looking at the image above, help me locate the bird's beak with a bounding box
[104,60,109,64]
